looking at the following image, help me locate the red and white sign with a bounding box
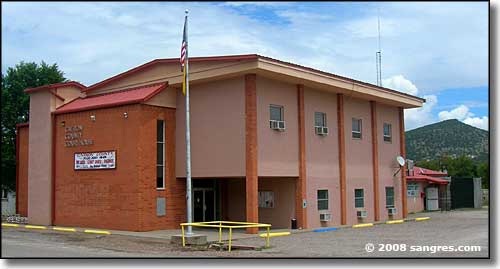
[74,151,116,170]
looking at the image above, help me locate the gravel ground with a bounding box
[2,209,489,258]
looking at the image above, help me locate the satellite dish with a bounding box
[396,156,406,167]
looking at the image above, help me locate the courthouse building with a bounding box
[16,54,425,232]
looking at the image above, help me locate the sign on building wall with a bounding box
[74,151,116,170]
[258,191,275,208]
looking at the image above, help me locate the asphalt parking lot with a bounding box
[1,209,489,258]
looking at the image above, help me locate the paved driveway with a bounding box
[1,209,489,258]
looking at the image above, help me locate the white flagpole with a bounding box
[184,9,193,236]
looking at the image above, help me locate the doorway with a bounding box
[193,188,215,222]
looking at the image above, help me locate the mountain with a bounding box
[405,119,489,162]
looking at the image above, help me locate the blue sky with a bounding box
[1,1,488,130]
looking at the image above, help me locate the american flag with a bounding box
[180,15,187,72]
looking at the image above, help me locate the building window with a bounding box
[258,191,275,208]
[1,189,7,200]
[407,183,419,197]
[383,123,392,142]
[269,105,285,130]
[386,187,395,208]
[314,112,326,127]
[352,118,362,139]
[156,120,165,189]
[317,190,329,210]
[355,189,364,208]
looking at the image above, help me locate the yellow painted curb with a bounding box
[415,217,430,222]
[259,232,291,238]
[25,225,47,230]
[2,223,20,228]
[352,223,374,228]
[84,229,111,235]
[386,220,404,224]
[53,227,76,232]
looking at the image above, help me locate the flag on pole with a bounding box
[180,15,188,95]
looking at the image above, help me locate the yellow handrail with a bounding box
[180,221,272,252]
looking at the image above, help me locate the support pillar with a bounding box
[296,84,307,229]
[370,101,380,221]
[245,74,258,233]
[399,107,408,218]
[337,94,347,225]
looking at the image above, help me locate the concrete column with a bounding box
[399,107,408,218]
[370,101,380,221]
[337,94,347,225]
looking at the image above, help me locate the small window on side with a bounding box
[385,187,395,208]
[270,105,284,121]
[314,112,327,127]
[156,120,165,189]
[383,123,392,142]
[317,190,329,210]
[355,189,364,208]
[352,118,362,139]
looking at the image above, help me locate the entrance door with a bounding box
[426,187,439,211]
[193,189,215,222]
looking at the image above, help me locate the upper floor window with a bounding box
[157,120,165,189]
[269,105,285,130]
[314,112,328,135]
[352,118,362,139]
[383,123,392,143]
[317,189,329,210]
[355,189,364,208]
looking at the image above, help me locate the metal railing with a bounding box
[180,221,272,252]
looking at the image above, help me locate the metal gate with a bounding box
[450,177,475,209]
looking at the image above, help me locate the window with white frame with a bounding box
[385,187,395,208]
[317,189,329,210]
[383,123,392,142]
[270,105,284,122]
[156,120,165,189]
[407,183,419,197]
[314,112,326,127]
[355,189,364,208]
[352,118,362,139]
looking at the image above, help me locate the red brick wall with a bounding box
[16,125,29,217]
[53,104,183,231]
[137,105,185,230]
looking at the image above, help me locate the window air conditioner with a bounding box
[319,213,331,222]
[315,126,329,135]
[270,120,286,131]
[357,210,368,218]
[387,207,397,216]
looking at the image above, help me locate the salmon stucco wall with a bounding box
[407,181,427,213]
[256,76,299,177]
[176,77,245,178]
[258,178,296,228]
[376,104,403,220]
[27,91,56,225]
[304,88,341,228]
[344,97,374,224]
[16,125,29,217]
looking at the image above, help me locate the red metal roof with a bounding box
[407,175,449,185]
[55,82,168,115]
[410,166,448,177]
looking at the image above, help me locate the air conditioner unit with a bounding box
[357,210,368,218]
[319,213,331,222]
[387,207,397,216]
[270,120,286,131]
[315,126,329,135]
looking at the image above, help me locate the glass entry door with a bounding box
[193,188,215,222]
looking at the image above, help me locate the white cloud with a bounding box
[438,105,488,130]
[405,94,438,130]
[438,105,473,121]
[382,75,419,96]
[463,116,489,130]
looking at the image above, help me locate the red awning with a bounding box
[55,83,168,114]
[407,175,449,185]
